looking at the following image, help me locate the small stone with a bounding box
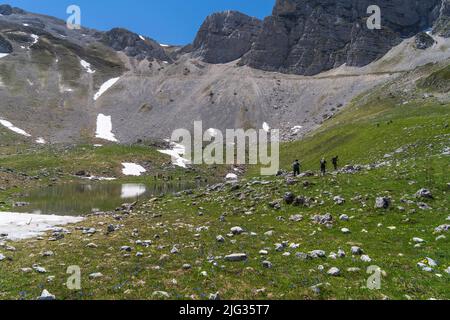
[327,267,341,276]
[375,197,391,209]
[230,227,244,235]
[37,289,55,301]
[415,188,433,199]
[152,291,170,299]
[259,250,269,256]
[289,214,303,222]
[42,251,54,257]
[182,264,192,270]
[209,292,220,300]
[413,237,425,243]
[262,261,273,269]
[89,272,104,279]
[309,250,326,258]
[341,228,351,234]
[120,246,132,252]
[32,265,47,273]
[351,246,363,255]
[225,253,248,262]
[216,235,225,243]
[333,196,345,205]
[339,214,349,221]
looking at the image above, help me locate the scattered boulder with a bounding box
[284,192,295,204]
[37,289,56,301]
[327,267,341,276]
[415,188,433,199]
[225,253,248,262]
[375,197,391,209]
[414,32,436,50]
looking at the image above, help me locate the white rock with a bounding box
[230,226,244,235]
[361,255,372,263]
[327,267,341,276]
[225,253,248,262]
[89,272,104,279]
[37,289,55,300]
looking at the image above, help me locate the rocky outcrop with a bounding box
[192,11,262,64]
[101,28,170,62]
[0,4,25,15]
[0,34,12,53]
[240,0,442,75]
[433,0,450,37]
[415,32,436,49]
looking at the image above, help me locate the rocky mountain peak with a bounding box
[192,10,262,64]
[0,4,25,15]
[239,0,444,75]
[101,28,171,62]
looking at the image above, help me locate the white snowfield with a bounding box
[158,141,191,168]
[0,212,83,241]
[80,59,95,74]
[95,114,118,142]
[0,118,31,137]
[0,53,9,59]
[94,77,120,101]
[122,163,146,176]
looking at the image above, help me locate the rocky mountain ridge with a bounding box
[0,2,449,145]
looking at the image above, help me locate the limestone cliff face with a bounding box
[239,0,443,75]
[434,0,450,37]
[192,11,262,64]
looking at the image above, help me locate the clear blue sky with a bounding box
[4,0,274,45]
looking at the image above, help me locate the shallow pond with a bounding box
[12,180,204,216]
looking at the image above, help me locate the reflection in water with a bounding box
[121,184,147,199]
[14,181,204,216]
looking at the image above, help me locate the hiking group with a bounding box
[292,156,339,176]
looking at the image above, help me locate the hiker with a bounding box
[320,158,327,175]
[293,160,301,176]
[332,156,339,171]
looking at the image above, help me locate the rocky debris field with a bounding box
[0,147,448,300]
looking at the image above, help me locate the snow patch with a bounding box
[80,59,95,74]
[158,141,191,168]
[35,137,46,144]
[94,77,120,101]
[139,35,146,41]
[0,119,31,137]
[121,163,146,176]
[0,212,83,241]
[160,44,170,47]
[0,53,9,59]
[291,126,303,134]
[30,34,39,46]
[263,122,271,132]
[95,114,118,142]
